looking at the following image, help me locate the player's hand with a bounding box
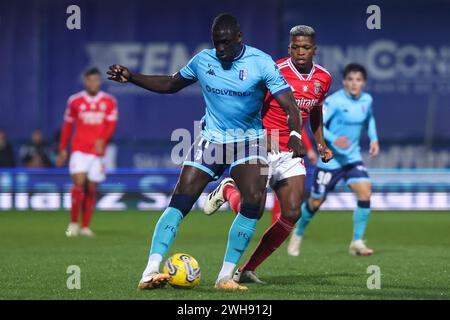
[369,141,380,157]
[55,150,68,167]
[334,136,351,149]
[94,139,105,155]
[107,64,132,83]
[288,135,307,158]
[306,149,318,166]
[317,144,333,163]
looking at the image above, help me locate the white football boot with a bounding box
[233,269,265,284]
[65,223,79,237]
[79,227,96,237]
[349,240,374,256]
[138,272,170,290]
[203,177,235,215]
[287,233,303,256]
[215,275,248,290]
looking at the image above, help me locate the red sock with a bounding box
[71,185,85,224]
[241,216,294,272]
[81,185,97,228]
[224,185,240,214]
[271,196,281,225]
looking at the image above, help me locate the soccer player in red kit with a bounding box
[204,25,333,283]
[56,68,118,237]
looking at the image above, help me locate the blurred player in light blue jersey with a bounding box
[108,13,305,290]
[288,63,380,256]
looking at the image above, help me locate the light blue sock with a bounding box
[149,207,184,257]
[295,201,316,236]
[353,200,371,241]
[224,213,257,264]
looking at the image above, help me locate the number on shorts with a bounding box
[316,170,332,185]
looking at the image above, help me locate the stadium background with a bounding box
[1,0,449,211]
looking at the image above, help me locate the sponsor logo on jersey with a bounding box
[206,69,216,76]
[295,97,319,110]
[205,85,251,97]
[79,111,105,125]
[239,68,248,81]
[314,80,321,94]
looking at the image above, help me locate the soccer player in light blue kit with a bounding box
[288,63,380,256]
[108,14,305,290]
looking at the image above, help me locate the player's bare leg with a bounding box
[139,165,212,290]
[66,172,88,237]
[236,175,305,283]
[79,180,97,237]
[215,161,267,290]
[288,196,324,256]
[348,181,373,256]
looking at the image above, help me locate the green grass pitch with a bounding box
[0,210,449,299]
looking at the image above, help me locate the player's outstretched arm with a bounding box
[274,91,306,158]
[310,107,333,162]
[107,64,195,94]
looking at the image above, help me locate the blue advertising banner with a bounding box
[1,169,449,211]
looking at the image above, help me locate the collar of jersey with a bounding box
[231,44,246,62]
[342,88,362,101]
[288,58,316,81]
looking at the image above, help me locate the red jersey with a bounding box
[262,58,332,152]
[59,91,118,156]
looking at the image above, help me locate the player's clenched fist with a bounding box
[288,135,307,158]
[107,64,131,83]
[317,143,333,163]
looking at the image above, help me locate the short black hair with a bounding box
[212,13,240,33]
[343,63,367,80]
[84,67,101,78]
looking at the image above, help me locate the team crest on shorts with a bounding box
[239,68,248,81]
[314,80,321,94]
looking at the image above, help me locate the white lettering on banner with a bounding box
[141,43,170,74]
[1,192,448,211]
[0,193,12,209]
[137,193,168,210]
[97,193,126,210]
[317,40,450,81]
[85,42,209,89]
[30,193,60,210]
[15,193,28,210]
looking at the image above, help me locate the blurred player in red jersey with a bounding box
[203,25,333,283]
[56,68,118,237]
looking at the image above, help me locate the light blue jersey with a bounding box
[319,89,378,170]
[179,45,290,143]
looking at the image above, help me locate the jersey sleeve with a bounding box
[261,57,291,96]
[59,99,77,151]
[322,97,339,144]
[101,98,118,141]
[366,98,379,142]
[316,76,332,107]
[179,51,202,81]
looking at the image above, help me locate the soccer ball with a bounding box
[163,253,201,289]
